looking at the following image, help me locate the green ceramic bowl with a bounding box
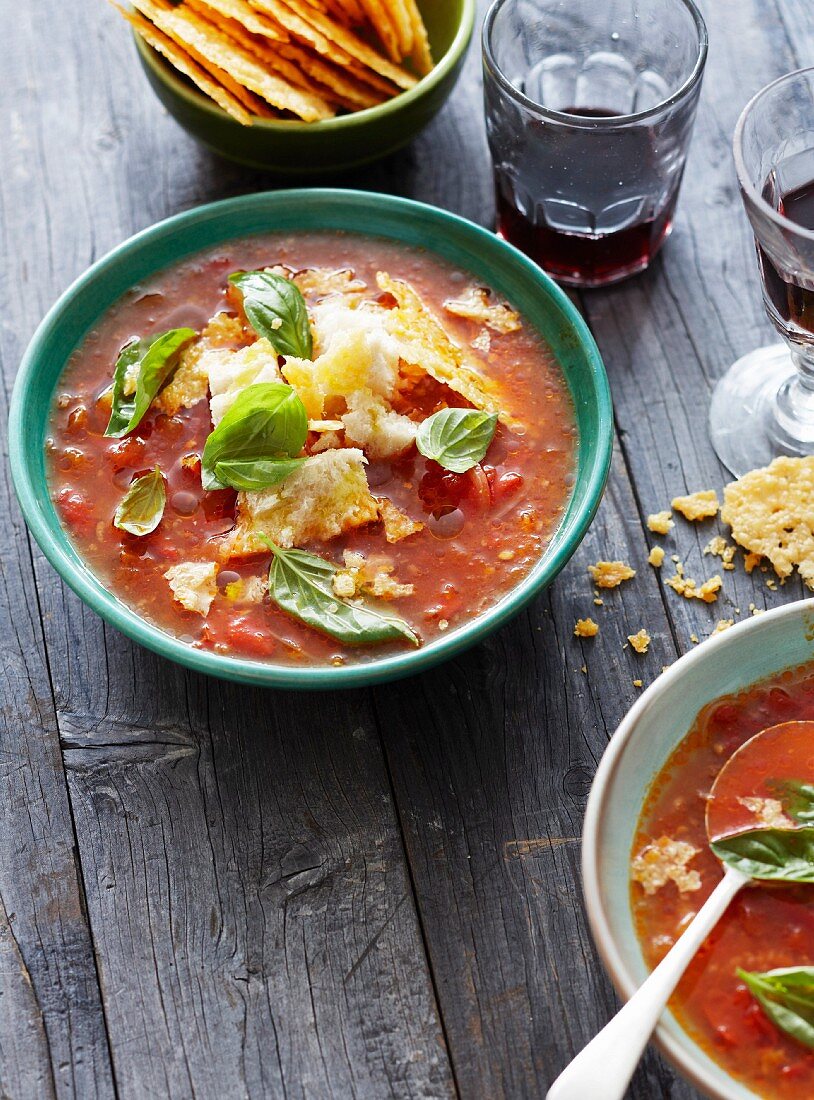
[9,189,612,689]
[583,597,814,1099]
[134,0,475,173]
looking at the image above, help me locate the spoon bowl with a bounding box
[706,720,814,843]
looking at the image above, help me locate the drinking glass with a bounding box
[482,0,708,288]
[710,68,814,476]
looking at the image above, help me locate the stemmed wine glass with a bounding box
[710,68,814,476]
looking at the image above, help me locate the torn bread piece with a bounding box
[341,388,417,459]
[443,286,522,334]
[282,305,417,458]
[721,455,814,588]
[155,312,246,415]
[164,561,219,615]
[226,447,378,554]
[376,272,504,420]
[203,337,284,425]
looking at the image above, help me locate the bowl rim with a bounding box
[581,596,814,1100]
[9,188,612,690]
[133,0,476,133]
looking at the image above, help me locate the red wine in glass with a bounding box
[759,169,814,335]
[495,107,683,288]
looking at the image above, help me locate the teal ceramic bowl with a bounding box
[134,0,475,173]
[9,189,612,690]
[583,597,814,1099]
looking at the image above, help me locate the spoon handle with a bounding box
[546,866,747,1100]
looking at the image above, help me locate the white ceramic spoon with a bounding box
[547,719,814,1100]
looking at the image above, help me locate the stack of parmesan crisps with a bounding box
[115,0,433,124]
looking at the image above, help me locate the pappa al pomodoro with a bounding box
[48,234,576,665]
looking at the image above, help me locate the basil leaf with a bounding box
[229,270,312,358]
[262,538,419,647]
[201,383,307,491]
[105,327,195,437]
[213,456,306,490]
[739,967,814,1050]
[113,466,166,536]
[711,826,814,882]
[416,408,498,473]
[771,780,814,824]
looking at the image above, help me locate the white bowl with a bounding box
[582,597,814,1099]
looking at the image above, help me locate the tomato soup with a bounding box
[632,663,814,1098]
[46,233,576,666]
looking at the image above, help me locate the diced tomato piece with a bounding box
[66,405,88,437]
[202,488,237,522]
[108,435,146,471]
[711,703,740,727]
[418,463,468,512]
[465,465,492,508]
[226,616,276,657]
[494,471,524,499]
[56,488,95,535]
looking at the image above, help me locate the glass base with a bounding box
[709,344,814,478]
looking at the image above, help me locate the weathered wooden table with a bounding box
[2,1,810,1096]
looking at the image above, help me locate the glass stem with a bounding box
[767,342,814,453]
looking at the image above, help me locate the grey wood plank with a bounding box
[0,222,115,1100]
[6,3,457,1097]
[59,682,453,1099]
[0,8,123,1097]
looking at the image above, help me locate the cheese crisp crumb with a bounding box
[337,551,414,601]
[631,837,702,895]
[712,619,734,634]
[672,490,720,521]
[666,565,722,602]
[722,456,814,588]
[633,679,643,688]
[332,571,357,598]
[588,560,636,588]
[574,618,599,638]
[498,549,515,561]
[443,285,522,334]
[704,535,737,570]
[647,511,674,535]
[471,329,491,354]
[628,629,651,654]
[376,498,423,543]
[164,561,218,616]
[744,551,762,573]
[737,797,794,829]
[648,546,665,568]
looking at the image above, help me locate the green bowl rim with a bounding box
[9,188,612,690]
[133,0,476,133]
[582,596,814,1099]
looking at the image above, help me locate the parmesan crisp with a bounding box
[671,489,719,521]
[721,456,814,588]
